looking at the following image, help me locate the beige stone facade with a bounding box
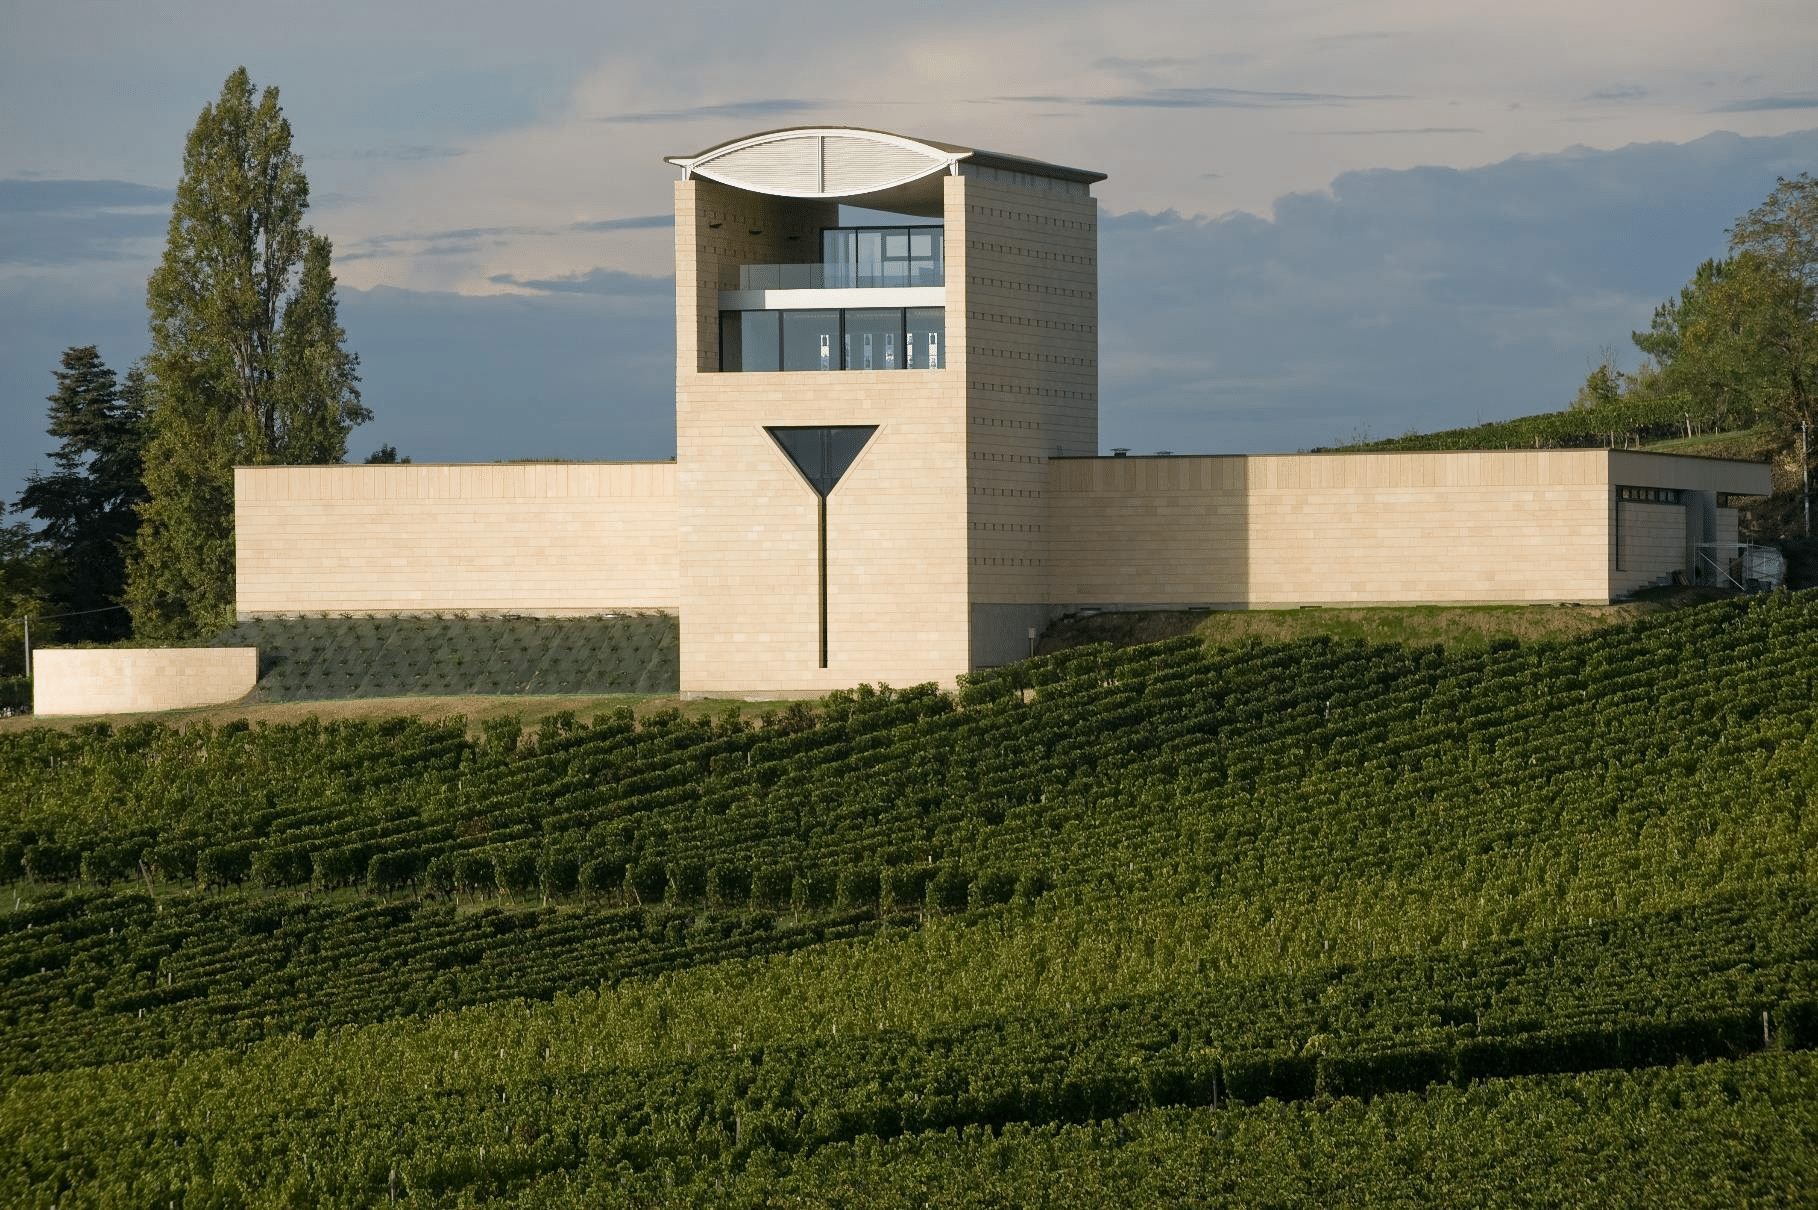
[235,462,678,616]
[33,648,258,716]
[1049,450,1768,608]
[219,127,1778,700]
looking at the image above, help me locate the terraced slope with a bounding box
[210,613,679,700]
[3,593,1817,1204]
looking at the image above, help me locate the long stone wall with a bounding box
[33,648,258,716]
[1048,450,1770,608]
[235,462,680,617]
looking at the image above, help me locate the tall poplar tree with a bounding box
[126,67,368,638]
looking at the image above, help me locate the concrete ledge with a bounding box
[33,648,258,716]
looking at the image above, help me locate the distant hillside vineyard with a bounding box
[4,593,1818,1203]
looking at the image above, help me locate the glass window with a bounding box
[782,310,840,372]
[722,311,780,372]
[909,229,943,285]
[822,229,856,288]
[906,307,945,370]
[844,309,903,371]
[854,230,886,287]
[767,426,879,496]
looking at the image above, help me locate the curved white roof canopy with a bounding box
[667,127,1103,214]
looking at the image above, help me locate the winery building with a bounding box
[220,127,1768,698]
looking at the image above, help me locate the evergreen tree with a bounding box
[126,67,368,638]
[12,346,147,641]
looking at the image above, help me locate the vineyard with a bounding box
[210,614,680,700]
[4,592,1818,1203]
[1337,391,1752,453]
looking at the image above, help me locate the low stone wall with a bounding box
[32,648,259,717]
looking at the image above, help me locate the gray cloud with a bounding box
[487,267,672,296]
[342,215,674,261]
[340,144,468,162]
[1092,56,1197,72]
[340,224,537,261]
[1095,127,1818,454]
[998,86,1405,110]
[1585,85,1647,102]
[1309,31,1399,46]
[0,179,169,213]
[8,129,1818,506]
[1712,94,1818,112]
[0,177,170,265]
[599,98,825,125]
[570,214,674,233]
[1323,127,1482,136]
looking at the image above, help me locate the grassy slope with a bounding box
[1037,588,1723,656]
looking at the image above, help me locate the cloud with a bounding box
[339,224,539,262]
[339,145,468,162]
[8,129,1818,506]
[340,216,675,263]
[599,98,826,125]
[1711,94,1818,112]
[997,86,1406,110]
[1322,127,1482,136]
[1585,85,1647,102]
[487,267,672,296]
[1093,127,1818,454]
[0,278,678,502]
[0,178,170,265]
[1092,56,1197,72]
[0,179,169,213]
[569,215,674,233]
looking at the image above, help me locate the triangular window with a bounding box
[767,426,877,497]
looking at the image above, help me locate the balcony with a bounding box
[723,261,944,291]
[718,225,945,311]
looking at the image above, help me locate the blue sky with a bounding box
[2,0,1816,501]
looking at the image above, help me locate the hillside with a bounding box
[3,593,1818,1203]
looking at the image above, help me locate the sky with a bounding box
[2,0,1817,502]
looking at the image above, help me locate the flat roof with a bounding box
[1051,449,1769,469]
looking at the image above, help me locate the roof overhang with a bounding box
[666,127,1104,211]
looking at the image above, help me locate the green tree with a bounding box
[12,347,147,641]
[126,67,368,638]
[0,523,58,677]
[1630,177,1818,532]
[1728,175,1818,532]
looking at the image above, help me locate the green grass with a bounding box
[1642,425,1777,459]
[1036,589,1724,655]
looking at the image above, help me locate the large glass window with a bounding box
[782,310,840,372]
[721,311,780,372]
[719,308,946,371]
[906,307,945,370]
[821,226,943,288]
[844,309,902,371]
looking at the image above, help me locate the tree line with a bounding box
[3,68,388,673]
[1349,173,1818,536]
